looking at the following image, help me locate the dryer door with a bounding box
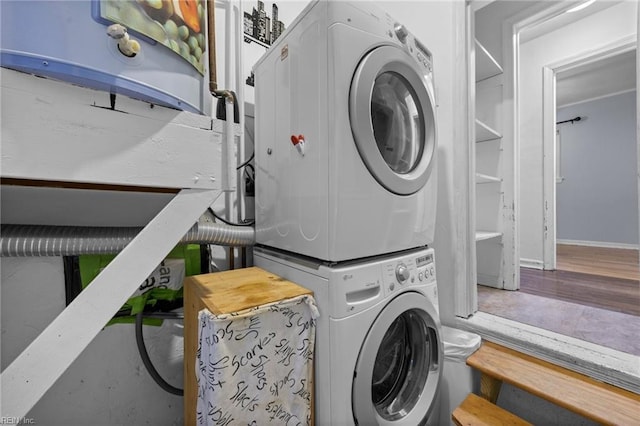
[352,292,442,425]
[350,45,436,195]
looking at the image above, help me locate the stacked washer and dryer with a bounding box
[252,1,442,424]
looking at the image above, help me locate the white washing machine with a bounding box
[254,246,443,425]
[253,0,438,262]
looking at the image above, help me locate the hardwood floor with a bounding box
[521,244,639,315]
[556,244,639,281]
[519,268,640,316]
[477,244,640,355]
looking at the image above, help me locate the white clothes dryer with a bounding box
[254,246,443,426]
[253,0,438,262]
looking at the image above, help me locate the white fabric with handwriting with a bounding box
[196,294,319,426]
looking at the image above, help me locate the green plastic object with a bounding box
[79,244,201,326]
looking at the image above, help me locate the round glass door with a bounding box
[352,292,442,425]
[350,45,436,195]
[371,72,424,175]
[372,310,432,420]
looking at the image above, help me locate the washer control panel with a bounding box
[324,247,437,318]
[383,248,436,294]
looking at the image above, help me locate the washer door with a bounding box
[352,292,442,425]
[350,45,436,195]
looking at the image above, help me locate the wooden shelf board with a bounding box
[476,173,502,184]
[476,231,503,242]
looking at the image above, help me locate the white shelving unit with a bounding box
[474,36,505,288]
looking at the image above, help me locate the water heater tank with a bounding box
[1,0,211,115]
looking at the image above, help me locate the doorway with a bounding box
[543,45,638,271]
[515,1,638,272]
[475,0,640,355]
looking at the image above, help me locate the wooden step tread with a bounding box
[452,393,532,426]
[467,341,640,425]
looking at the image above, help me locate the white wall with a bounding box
[242,1,309,104]
[557,91,638,247]
[519,1,638,264]
[1,257,185,425]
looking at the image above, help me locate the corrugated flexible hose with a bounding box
[0,222,255,257]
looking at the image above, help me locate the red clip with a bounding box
[291,134,306,156]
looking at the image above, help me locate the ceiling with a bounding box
[479,0,637,108]
[556,49,636,108]
[518,1,619,44]
[518,1,636,108]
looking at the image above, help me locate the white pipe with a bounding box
[224,0,238,268]
[235,0,246,222]
[221,0,235,193]
[223,98,235,192]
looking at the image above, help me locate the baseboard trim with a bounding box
[477,273,500,287]
[520,258,544,269]
[557,239,639,250]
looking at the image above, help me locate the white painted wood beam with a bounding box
[0,68,229,190]
[0,188,219,420]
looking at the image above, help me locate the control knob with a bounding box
[394,23,408,43]
[396,263,410,284]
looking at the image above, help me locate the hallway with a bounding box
[478,245,640,356]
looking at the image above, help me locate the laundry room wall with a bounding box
[0,190,188,425]
[518,1,638,265]
[241,1,309,104]
[556,90,638,248]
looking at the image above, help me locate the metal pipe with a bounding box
[0,222,255,257]
[207,0,218,92]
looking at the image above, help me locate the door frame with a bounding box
[541,36,637,270]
